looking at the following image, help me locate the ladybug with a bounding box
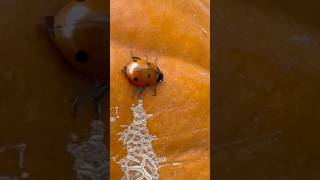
[123,54,164,96]
[45,0,109,120]
[45,0,108,81]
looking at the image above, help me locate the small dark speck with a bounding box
[133,77,138,81]
[75,50,89,63]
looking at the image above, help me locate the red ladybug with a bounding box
[45,0,108,120]
[45,0,108,81]
[123,54,163,96]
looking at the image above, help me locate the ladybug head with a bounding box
[156,67,163,84]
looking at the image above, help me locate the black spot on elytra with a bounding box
[75,50,88,63]
[133,77,138,81]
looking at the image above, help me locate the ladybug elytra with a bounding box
[123,55,163,96]
[46,0,108,81]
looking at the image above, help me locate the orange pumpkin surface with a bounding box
[110,0,210,179]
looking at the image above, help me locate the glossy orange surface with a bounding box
[110,0,210,179]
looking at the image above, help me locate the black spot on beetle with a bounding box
[75,50,89,63]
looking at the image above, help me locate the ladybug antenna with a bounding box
[130,50,140,61]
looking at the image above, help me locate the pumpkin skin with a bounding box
[214,0,320,180]
[110,0,210,179]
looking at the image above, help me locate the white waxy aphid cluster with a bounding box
[118,99,166,180]
[110,106,120,123]
[66,120,108,180]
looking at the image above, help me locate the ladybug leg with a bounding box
[130,50,141,61]
[130,87,145,97]
[130,89,136,97]
[137,87,145,94]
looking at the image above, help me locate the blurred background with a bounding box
[214,0,320,179]
[0,0,102,179]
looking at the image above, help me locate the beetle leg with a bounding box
[129,50,141,61]
[130,88,136,97]
[130,87,145,97]
[137,87,145,95]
